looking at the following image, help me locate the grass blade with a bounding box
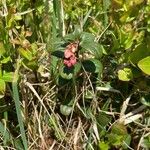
[53,0,65,37]
[12,59,28,150]
[103,0,111,27]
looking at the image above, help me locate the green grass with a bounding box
[12,59,27,150]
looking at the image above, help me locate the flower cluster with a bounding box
[63,42,78,68]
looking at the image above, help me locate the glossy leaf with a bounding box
[80,32,95,42]
[60,66,74,80]
[80,32,103,58]
[129,44,150,65]
[82,59,103,73]
[60,63,81,80]
[138,56,150,75]
[1,72,14,82]
[118,68,133,81]
[74,62,81,76]
[80,40,103,58]
[51,50,64,59]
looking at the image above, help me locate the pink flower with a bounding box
[64,49,74,58]
[64,55,77,68]
[64,59,72,67]
[63,42,78,68]
[70,56,76,64]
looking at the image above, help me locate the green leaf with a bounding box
[132,0,144,5]
[0,79,6,99]
[60,105,73,116]
[14,15,22,21]
[111,123,127,135]
[98,141,110,150]
[107,133,123,146]
[103,0,111,27]
[97,113,111,131]
[80,32,103,58]
[57,76,71,86]
[49,114,65,140]
[51,50,64,59]
[85,90,94,99]
[0,121,12,144]
[102,98,111,111]
[138,56,150,75]
[50,56,60,74]
[118,67,133,81]
[60,66,73,80]
[0,122,23,149]
[124,32,134,49]
[60,63,81,80]
[7,17,14,29]
[107,124,129,147]
[2,72,14,82]
[140,94,150,107]
[74,62,81,76]
[65,25,81,41]
[82,59,103,73]
[108,31,120,53]
[18,47,33,61]
[1,56,11,64]
[82,8,92,27]
[122,134,131,149]
[80,40,103,58]
[141,136,150,149]
[12,82,28,149]
[132,67,142,78]
[31,43,38,55]
[0,42,5,56]
[80,32,95,43]
[22,59,38,70]
[129,44,150,65]
[49,37,64,52]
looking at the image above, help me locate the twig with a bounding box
[120,94,132,119]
